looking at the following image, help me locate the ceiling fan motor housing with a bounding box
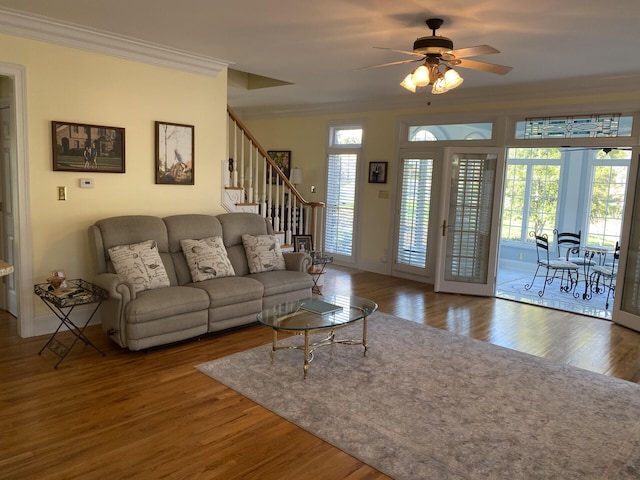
[413,36,454,55]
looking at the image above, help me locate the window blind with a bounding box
[325,154,357,256]
[397,159,433,268]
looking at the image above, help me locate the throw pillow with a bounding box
[108,240,170,293]
[242,234,286,274]
[180,236,236,282]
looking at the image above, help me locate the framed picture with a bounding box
[369,161,388,183]
[156,121,194,185]
[267,150,291,184]
[51,121,125,173]
[293,234,313,253]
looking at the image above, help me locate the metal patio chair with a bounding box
[525,231,579,297]
[589,242,620,309]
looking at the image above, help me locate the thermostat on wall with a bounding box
[80,178,94,188]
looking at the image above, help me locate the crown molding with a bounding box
[0,7,230,77]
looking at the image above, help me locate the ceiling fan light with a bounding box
[411,65,430,87]
[431,77,448,94]
[443,67,464,89]
[400,73,417,92]
[432,68,464,94]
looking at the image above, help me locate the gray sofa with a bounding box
[88,212,313,350]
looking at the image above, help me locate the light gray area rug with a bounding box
[197,313,640,479]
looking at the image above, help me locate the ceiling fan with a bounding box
[362,18,512,94]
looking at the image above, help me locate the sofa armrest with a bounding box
[92,273,136,348]
[283,252,312,272]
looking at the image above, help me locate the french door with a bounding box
[393,151,443,279]
[434,147,506,296]
[612,149,640,331]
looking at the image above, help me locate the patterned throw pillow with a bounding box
[180,236,236,282]
[108,240,170,293]
[242,234,286,274]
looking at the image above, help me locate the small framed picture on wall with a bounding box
[369,161,388,183]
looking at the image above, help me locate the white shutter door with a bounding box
[396,158,434,269]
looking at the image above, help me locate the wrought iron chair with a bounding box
[589,242,620,309]
[525,231,579,297]
[553,229,593,266]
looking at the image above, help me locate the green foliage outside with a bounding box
[501,148,629,246]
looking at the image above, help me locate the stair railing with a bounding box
[224,106,325,250]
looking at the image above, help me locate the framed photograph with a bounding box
[51,121,125,173]
[293,234,313,253]
[267,150,291,184]
[156,121,194,185]
[369,161,388,183]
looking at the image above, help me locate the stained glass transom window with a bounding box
[516,114,633,139]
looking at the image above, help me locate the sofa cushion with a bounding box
[125,286,210,324]
[249,270,314,297]
[180,236,235,282]
[189,276,264,308]
[242,234,286,273]
[108,240,170,293]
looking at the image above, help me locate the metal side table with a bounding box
[309,254,333,295]
[34,279,108,368]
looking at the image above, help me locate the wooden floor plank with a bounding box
[2,266,640,479]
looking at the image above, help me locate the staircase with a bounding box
[223,106,325,250]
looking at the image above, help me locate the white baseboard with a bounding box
[33,306,103,337]
[356,259,392,276]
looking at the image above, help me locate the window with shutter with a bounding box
[325,154,356,256]
[397,158,433,268]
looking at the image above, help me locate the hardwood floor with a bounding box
[3,266,640,479]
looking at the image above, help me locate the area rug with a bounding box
[196,313,640,479]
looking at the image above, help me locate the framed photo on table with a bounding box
[267,150,291,184]
[369,161,387,183]
[51,121,125,173]
[293,234,313,253]
[155,121,194,185]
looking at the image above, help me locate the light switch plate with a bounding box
[80,178,94,188]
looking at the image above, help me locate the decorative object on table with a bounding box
[51,121,125,173]
[299,299,343,315]
[155,121,194,185]
[0,260,13,277]
[267,150,291,184]
[293,234,312,253]
[368,161,387,183]
[34,279,108,368]
[46,269,67,290]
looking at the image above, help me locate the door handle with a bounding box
[442,220,447,237]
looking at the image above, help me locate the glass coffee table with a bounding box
[257,294,378,378]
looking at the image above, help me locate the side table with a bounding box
[308,254,333,295]
[34,278,108,368]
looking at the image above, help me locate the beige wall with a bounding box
[0,33,227,315]
[245,112,398,272]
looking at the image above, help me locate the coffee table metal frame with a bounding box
[257,294,378,378]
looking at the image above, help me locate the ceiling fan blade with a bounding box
[373,46,424,58]
[449,44,500,59]
[455,58,512,75]
[357,58,423,70]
